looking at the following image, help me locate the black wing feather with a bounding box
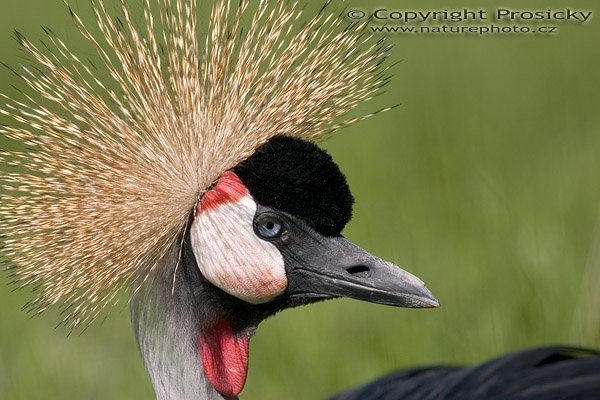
[329,346,600,400]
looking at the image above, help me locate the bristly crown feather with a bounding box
[0,0,391,328]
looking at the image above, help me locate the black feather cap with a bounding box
[234,136,354,236]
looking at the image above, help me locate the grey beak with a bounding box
[283,235,439,309]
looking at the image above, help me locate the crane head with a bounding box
[192,136,438,310]
[187,136,438,397]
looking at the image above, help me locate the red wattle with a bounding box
[198,319,250,398]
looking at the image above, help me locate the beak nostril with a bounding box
[346,265,371,279]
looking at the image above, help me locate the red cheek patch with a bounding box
[198,171,249,215]
[198,319,250,398]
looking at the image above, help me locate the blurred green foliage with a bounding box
[1,0,599,399]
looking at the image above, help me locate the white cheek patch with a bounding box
[190,192,288,304]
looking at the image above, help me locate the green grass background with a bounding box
[1,0,599,399]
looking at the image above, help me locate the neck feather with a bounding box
[130,243,236,400]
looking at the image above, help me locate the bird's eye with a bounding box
[255,215,284,239]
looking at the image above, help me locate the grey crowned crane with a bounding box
[0,1,598,399]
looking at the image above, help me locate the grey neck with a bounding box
[130,244,235,400]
